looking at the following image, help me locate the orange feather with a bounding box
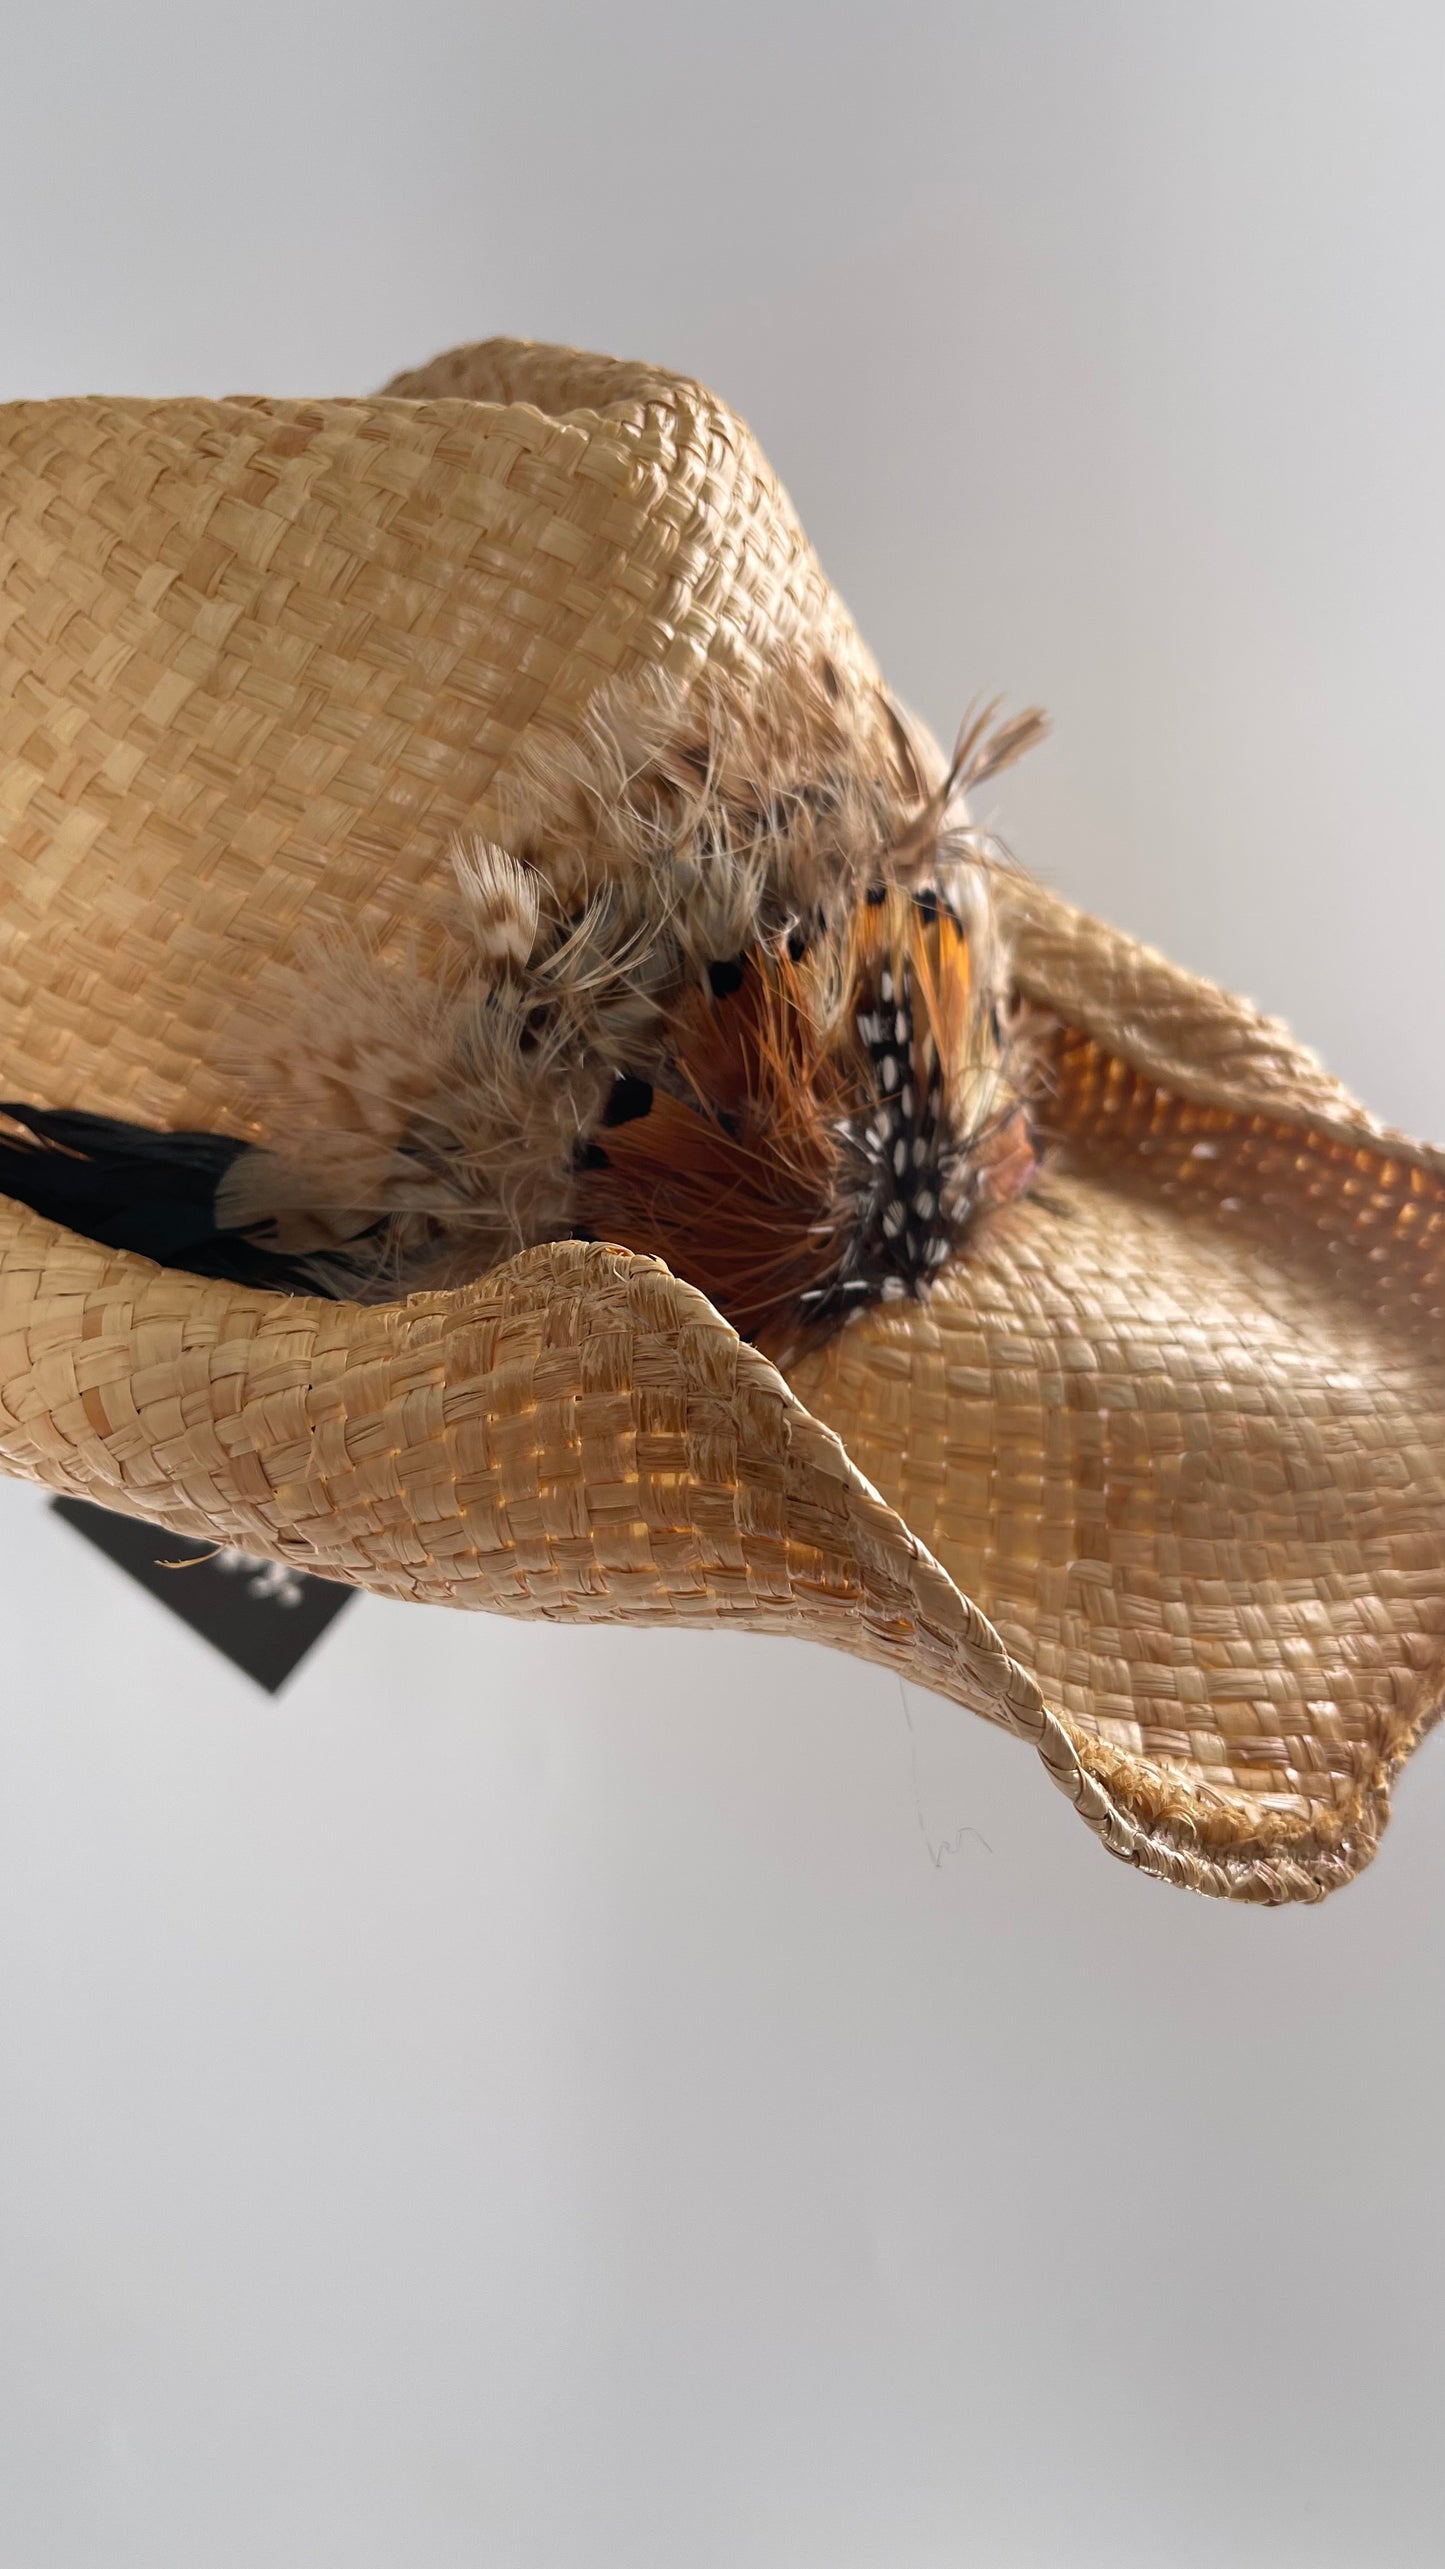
[580,888,1037,1357]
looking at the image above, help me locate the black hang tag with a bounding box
[50,1497,355,1693]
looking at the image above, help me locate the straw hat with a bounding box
[1,337,1441,1903]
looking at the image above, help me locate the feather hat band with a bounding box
[1,336,1441,1902]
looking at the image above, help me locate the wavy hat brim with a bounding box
[0,339,1440,1902]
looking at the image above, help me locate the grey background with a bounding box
[2,4,1443,2562]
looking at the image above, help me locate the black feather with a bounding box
[0,1103,327,1292]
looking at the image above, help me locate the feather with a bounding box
[0,653,1048,1339]
[451,839,542,973]
[945,698,1051,799]
[579,881,1039,1358]
[0,1103,331,1289]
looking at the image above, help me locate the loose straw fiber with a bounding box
[0,338,1441,1902]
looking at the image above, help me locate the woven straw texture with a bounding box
[0,338,1441,1903]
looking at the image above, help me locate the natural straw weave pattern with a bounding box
[0,338,1441,1902]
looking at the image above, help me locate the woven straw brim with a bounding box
[1,340,1441,1903]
